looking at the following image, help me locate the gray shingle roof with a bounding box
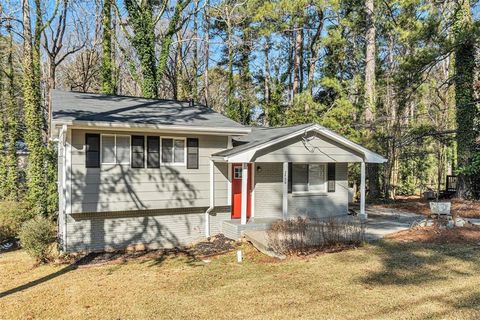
[213,124,313,157]
[52,90,246,130]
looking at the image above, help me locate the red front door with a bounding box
[231,163,252,219]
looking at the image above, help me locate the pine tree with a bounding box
[101,0,114,94]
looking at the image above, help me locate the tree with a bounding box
[453,0,477,198]
[101,0,115,94]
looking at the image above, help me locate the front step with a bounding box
[243,230,286,260]
[222,218,279,241]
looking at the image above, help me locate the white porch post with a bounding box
[241,162,248,225]
[282,162,288,220]
[359,161,367,219]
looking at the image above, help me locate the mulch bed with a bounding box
[386,224,480,244]
[0,238,20,254]
[373,196,480,218]
[72,234,238,266]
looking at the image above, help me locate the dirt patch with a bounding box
[72,234,238,266]
[386,225,480,244]
[373,196,480,218]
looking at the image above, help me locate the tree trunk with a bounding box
[307,9,324,95]
[292,23,303,97]
[204,0,210,106]
[101,0,114,94]
[263,37,271,126]
[454,0,476,198]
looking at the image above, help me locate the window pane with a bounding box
[85,134,100,168]
[116,136,130,163]
[131,136,144,168]
[174,139,184,163]
[102,135,115,163]
[309,164,326,192]
[147,136,160,168]
[162,139,173,163]
[292,163,308,192]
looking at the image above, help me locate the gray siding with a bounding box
[254,132,363,163]
[69,129,229,213]
[288,163,349,218]
[254,163,283,219]
[65,208,230,252]
[253,162,349,220]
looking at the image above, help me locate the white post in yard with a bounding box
[360,161,367,220]
[241,163,248,225]
[282,162,288,220]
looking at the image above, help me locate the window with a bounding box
[131,136,145,168]
[161,138,185,164]
[187,138,199,169]
[85,134,100,168]
[291,163,327,193]
[101,134,130,164]
[101,135,115,163]
[234,166,242,179]
[147,136,160,168]
[327,163,336,192]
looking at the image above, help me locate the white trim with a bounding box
[359,161,367,219]
[160,137,187,166]
[227,137,232,205]
[52,120,251,136]
[221,124,387,164]
[282,162,288,220]
[240,163,248,225]
[251,162,255,219]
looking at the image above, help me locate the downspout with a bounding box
[59,124,68,252]
[204,159,215,237]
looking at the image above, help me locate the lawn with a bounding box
[1,241,480,320]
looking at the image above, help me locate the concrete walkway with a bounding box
[364,207,424,241]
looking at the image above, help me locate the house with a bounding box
[51,90,387,253]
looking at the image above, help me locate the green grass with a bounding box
[1,241,480,319]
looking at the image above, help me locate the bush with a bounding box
[19,217,56,263]
[0,201,33,241]
[267,217,365,255]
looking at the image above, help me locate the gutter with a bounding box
[204,160,215,237]
[51,120,251,136]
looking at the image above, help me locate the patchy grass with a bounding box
[372,196,480,218]
[2,242,480,319]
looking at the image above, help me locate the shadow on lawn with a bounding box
[0,248,203,299]
[362,241,480,286]
[0,264,78,299]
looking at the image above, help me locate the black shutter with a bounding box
[85,133,100,168]
[147,136,160,168]
[187,138,199,169]
[131,136,145,168]
[327,163,336,192]
[161,138,173,163]
[288,162,292,193]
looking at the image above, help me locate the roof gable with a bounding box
[213,124,387,163]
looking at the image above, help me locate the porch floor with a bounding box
[222,218,279,240]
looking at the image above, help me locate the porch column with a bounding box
[359,161,367,219]
[282,162,288,220]
[241,162,248,225]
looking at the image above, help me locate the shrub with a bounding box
[267,217,365,255]
[19,217,56,263]
[0,201,33,241]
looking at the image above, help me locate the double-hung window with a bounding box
[101,134,130,165]
[291,163,327,193]
[161,138,185,165]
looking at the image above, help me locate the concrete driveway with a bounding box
[364,206,424,241]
